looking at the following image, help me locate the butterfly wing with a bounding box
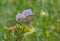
[16,13,25,22]
[22,9,35,24]
[22,9,33,17]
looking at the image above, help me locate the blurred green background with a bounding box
[0,0,60,41]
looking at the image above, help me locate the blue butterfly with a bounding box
[16,9,34,24]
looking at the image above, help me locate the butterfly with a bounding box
[16,9,34,24]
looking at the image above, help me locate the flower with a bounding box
[8,27,14,32]
[19,24,35,33]
[20,26,24,30]
[40,11,46,16]
[24,28,35,36]
[8,25,16,32]
[20,25,30,32]
[45,31,50,37]
[16,13,25,21]
[29,27,36,34]
[24,25,30,32]
[29,29,34,33]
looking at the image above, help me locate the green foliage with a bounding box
[0,0,60,41]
